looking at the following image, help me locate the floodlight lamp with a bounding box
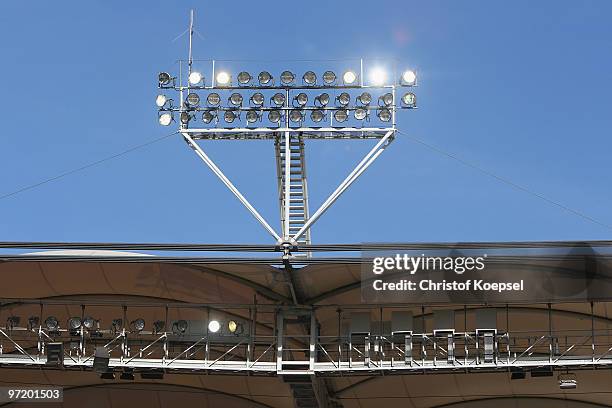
[315,93,330,107]
[303,71,317,85]
[323,71,337,84]
[111,319,123,332]
[155,94,168,107]
[6,316,20,329]
[131,318,145,332]
[68,317,82,330]
[271,92,286,106]
[83,316,96,330]
[357,92,372,105]
[246,110,260,123]
[311,110,324,123]
[153,320,165,333]
[354,107,368,120]
[289,109,303,123]
[45,316,59,331]
[336,92,350,107]
[188,71,203,85]
[258,71,273,85]
[186,92,200,107]
[158,72,171,86]
[28,316,40,330]
[180,111,192,125]
[343,70,357,85]
[294,92,308,107]
[280,70,295,85]
[369,67,387,86]
[401,70,417,86]
[208,320,221,333]
[334,109,348,122]
[379,92,393,106]
[229,92,243,106]
[268,109,282,123]
[224,110,236,123]
[377,108,392,122]
[172,320,188,335]
[251,92,264,106]
[228,320,238,333]
[202,110,216,124]
[401,92,416,108]
[237,71,252,85]
[207,93,221,106]
[216,71,231,85]
[159,112,173,126]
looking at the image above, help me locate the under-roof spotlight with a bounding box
[208,320,221,333]
[271,92,286,107]
[229,92,243,106]
[180,111,192,125]
[357,92,372,105]
[369,67,387,86]
[268,109,282,124]
[188,71,203,85]
[336,92,350,107]
[289,109,303,123]
[202,110,216,124]
[207,92,221,106]
[156,94,168,107]
[28,316,40,330]
[250,92,264,107]
[111,319,123,333]
[258,71,273,86]
[343,70,357,85]
[334,109,349,123]
[377,108,392,122]
[186,92,200,107]
[294,92,308,107]
[237,71,252,85]
[158,72,172,86]
[158,112,173,126]
[216,71,231,86]
[246,110,260,124]
[228,320,238,334]
[68,317,82,331]
[559,373,577,390]
[172,320,188,335]
[401,92,417,108]
[45,316,59,331]
[323,71,337,85]
[83,316,96,330]
[130,318,145,332]
[303,71,317,85]
[354,107,368,120]
[401,70,417,86]
[224,110,237,123]
[311,110,324,123]
[153,320,165,334]
[315,93,330,107]
[6,316,20,329]
[379,92,393,106]
[280,70,295,85]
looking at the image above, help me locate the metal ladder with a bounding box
[275,133,311,251]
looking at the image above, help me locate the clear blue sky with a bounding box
[1,1,611,244]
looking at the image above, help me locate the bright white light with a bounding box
[216,71,231,85]
[343,71,357,85]
[402,70,417,85]
[208,320,221,333]
[155,94,167,107]
[370,67,387,86]
[188,71,203,85]
[158,113,172,126]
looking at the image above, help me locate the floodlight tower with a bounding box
[156,12,417,256]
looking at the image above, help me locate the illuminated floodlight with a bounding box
[377,108,391,122]
[401,70,417,86]
[357,92,372,105]
[155,94,168,107]
[311,110,324,123]
[271,92,285,106]
[336,92,350,107]
[354,107,368,120]
[202,110,216,123]
[207,93,221,106]
[83,316,96,330]
[216,71,231,85]
[369,67,387,86]
[237,71,252,85]
[224,110,236,123]
[186,92,200,107]
[228,320,238,334]
[343,70,357,85]
[246,110,260,123]
[294,92,308,107]
[158,72,172,86]
[188,71,203,85]
[158,112,173,126]
[229,92,243,106]
[251,92,264,106]
[208,320,221,333]
[280,70,295,85]
[323,71,336,84]
[334,109,348,122]
[258,71,273,85]
[180,111,191,125]
[45,316,59,331]
[379,92,393,106]
[131,318,145,332]
[268,109,282,123]
[289,109,303,123]
[315,93,330,107]
[401,92,416,108]
[303,71,317,85]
